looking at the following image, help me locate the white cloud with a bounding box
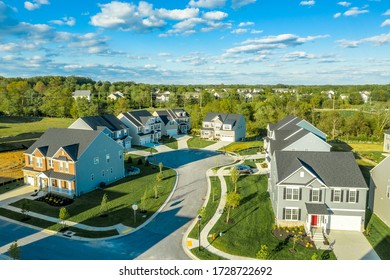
[344,7,369,16]
[231,28,247,34]
[251,29,263,34]
[202,11,228,20]
[157,8,199,20]
[189,0,226,8]
[158,52,171,57]
[383,9,390,16]
[334,12,342,18]
[338,32,390,48]
[0,43,18,51]
[238,21,254,27]
[284,51,316,61]
[232,0,256,9]
[381,19,390,27]
[299,1,315,6]
[24,0,49,11]
[337,1,351,7]
[49,17,76,26]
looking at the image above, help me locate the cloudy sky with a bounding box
[0,0,389,84]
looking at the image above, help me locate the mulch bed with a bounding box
[272,226,316,249]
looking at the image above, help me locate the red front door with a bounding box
[311,215,318,226]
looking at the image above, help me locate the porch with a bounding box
[305,203,331,243]
[37,171,76,198]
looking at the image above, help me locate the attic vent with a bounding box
[300,171,304,178]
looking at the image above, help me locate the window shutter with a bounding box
[309,190,313,202]
[299,188,302,200]
[283,188,286,200]
[331,190,334,202]
[298,209,301,220]
[282,208,286,219]
[356,191,359,203]
[319,190,322,202]
[346,190,349,203]
[341,190,344,202]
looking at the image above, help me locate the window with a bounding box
[285,187,300,201]
[349,190,357,203]
[106,154,110,163]
[312,189,320,202]
[333,189,342,203]
[36,157,43,168]
[387,186,390,199]
[28,156,33,165]
[285,208,299,221]
[48,159,53,168]
[119,151,123,159]
[64,162,69,173]
[94,157,99,165]
[102,170,105,177]
[91,174,94,181]
[110,167,113,174]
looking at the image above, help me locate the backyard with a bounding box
[207,174,336,260]
[6,154,176,235]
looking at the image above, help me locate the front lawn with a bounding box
[187,136,215,149]
[190,247,227,260]
[10,154,176,228]
[160,135,178,149]
[209,175,336,260]
[221,141,263,155]
[365,211,390,260]
[132,145,158,153]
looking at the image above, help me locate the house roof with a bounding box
[275,151,368,189]
[305,203,330,215]
[72,90,91,97]
[42,170,75,181]
[203,112,243,129]
[154,109,189,125]
[78,114,128,131]
[25,128,101,160]
[122,110,155,126]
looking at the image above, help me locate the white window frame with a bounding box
[36,157,43,168]
[48,159,53,168]
[28,155,33,165]
[333,189,342,203]
[285,208,299,221]
[94,157,99,165]
[312,189,320,202]
[64,162,69,173]
[349,190,357,203]
[286,187,300,201]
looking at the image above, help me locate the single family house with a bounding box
[152,109,190,136]
[200,112,246,142]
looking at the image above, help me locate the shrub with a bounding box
[127,157,133,164]
[100,182,106,188]
[145,159,149,166]
[137,158,143,165]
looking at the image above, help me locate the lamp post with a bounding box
[197,214,202,251]
[132,203,138,224]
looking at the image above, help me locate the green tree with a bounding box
[140,189,148,212]
[225,192,240,224]
[311,252,319,260]
[153,184,159,199]
[59,207,70,229]
[158,162,163,174]
[100,193,109,216]
[21,200,30,219]
[7,240,20,260]
[113,98,130,115]
[156,171,164,183]
[256,244,269,260]
[230,167,241,193]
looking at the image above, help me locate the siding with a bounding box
[370,157,390,227]
[283,133,331,152]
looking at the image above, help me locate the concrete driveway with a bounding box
[328,230,380,260]
[204,141,231,151]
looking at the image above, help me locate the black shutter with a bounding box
[346,190,349,203]
[309,190,313,202]
[299,188,302,200]
[331,190,334,202]
[319,190,322,202]
[283,188,286,200]
[298,209,301,221]
[341,190,344,202]
[356,191,359,203]
[282,208,286,219]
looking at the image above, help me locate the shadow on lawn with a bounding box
[222,205,260,234]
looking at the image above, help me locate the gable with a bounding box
[279,166,316,185]
[52,147,75,161]
[297,120,327,140]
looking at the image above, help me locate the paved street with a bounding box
[0,149,233,260]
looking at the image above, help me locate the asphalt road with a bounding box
[0,149,233,260]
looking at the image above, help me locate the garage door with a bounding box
[220,136,234,142]
[329,215,362,231]
[26,176,35,186]
[166,129,177,136]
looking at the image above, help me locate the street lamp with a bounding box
[132,203,138,224]
[197,214,202,251]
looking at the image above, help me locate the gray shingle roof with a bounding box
[25,128,101,161]
[275,151,367,189]
[79,114,128,131]
[42,170,75,181]
[154,109,189,125]
[122,110,156,126]
[305,203,330,215]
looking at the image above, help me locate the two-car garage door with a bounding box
[329,215,362,231]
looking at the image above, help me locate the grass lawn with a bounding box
[242,159,258,169]
[0,150,25,184]
[0,208,118,238]
[356,151,385,164]
[190,247,227,260]
[221,141,263,155]
[356,159,375,186]
[209,175,336,260]
[350,143,383,152]
[160,136,178,149]
[0,180,25,195]
[10,154,176,228]
[365,211,390,260]
[187,136,216,149]
[132,145,158,153]
[188,177,221,239]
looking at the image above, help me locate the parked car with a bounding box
[235,164,254,174]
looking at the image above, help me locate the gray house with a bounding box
[72,90,91,101]
[152,109,190,136]
[69,114,131,150]
[269,151,368,233]
[23,128,125,197]
[265,115,331,163]
[369,156,390,227]
[118,110,162,146]
[200,112,246,142]
[383,129,390,153]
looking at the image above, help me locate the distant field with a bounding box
[0,150,25,184]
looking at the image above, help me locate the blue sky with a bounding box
[0,0,389,84]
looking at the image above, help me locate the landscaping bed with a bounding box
[36,193,74,207]
[272,226,316,249]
